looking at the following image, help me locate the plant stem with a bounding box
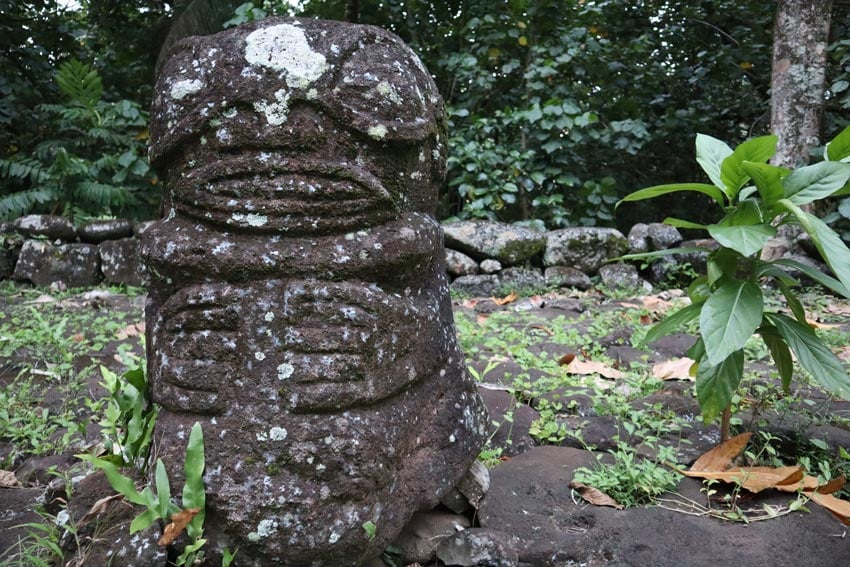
[720,405,732,443]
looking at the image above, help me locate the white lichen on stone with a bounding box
[376,80,402,104]
[248,518,279,541]
[328,532,340,544]
[244,23,328,89]
[264,311,275,322]
[232,212,269,226]
[367,124,388,140]
[277,363,294,380]
[269,426,287,441]
[254,88,291,125]
[255,352,266,361]
[170,78,204,100]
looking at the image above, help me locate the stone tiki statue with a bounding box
[143,17,487,565]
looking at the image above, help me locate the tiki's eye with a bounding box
[334,39,439,143]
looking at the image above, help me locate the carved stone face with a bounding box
[144,18,486,565]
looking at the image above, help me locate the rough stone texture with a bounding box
[676,238,720,273]
[647,222,682,250]
[133,220,157,238]
[443,220,546,266]
[78,219,134,243]
[543,266,591,290]
[436,528,520,567]
[450,274,501,297]
[144,18,487,566]
[499,267,545,293]
[477,387,538,457]
[0,486,45,556]
[599,262,651,292]
[100,238,147,286]
[479,258,503,274]
[14,214,77,242]
[456,459,490,509]
[12,240,101,288]
[627,222,650,254]
[391,510,471,564]
[445,248,479,277]
[543,227,628,274]
[479,446,850,566]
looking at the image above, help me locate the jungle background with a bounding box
[2,0,850,232]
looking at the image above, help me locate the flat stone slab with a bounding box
[479,446,850,566]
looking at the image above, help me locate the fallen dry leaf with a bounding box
[158,507,202,546]
[458,298,479,309]
[493,291,518,306]
[642,295,674,312]
[826,303,850,316]
[558,353,576,366]
[806,491,850,525]
[682,465,804,493]
[639,314,653,325]
[651,358,696,381]
[816,476,846,495]
[116,322,145,340]
[569,481,624,509]
[807,319,841,330]
[690,432,752,472]
[0,470,19,487]
[476,314,489,326]
[530,324,554,336]
[565,358,625,379]
[78,493,125,528]
[775,474,820,493]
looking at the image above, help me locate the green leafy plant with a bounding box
[0,59,157,222]
[78,422,206,565]
[618,128,850,440]
[98,365,157,469]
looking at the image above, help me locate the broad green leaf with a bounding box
[663,217,707,230]
[687,336,706,362]
[155,459,171,520]
[776,279,806,324]
[784,161,850,205]
[772,258,850,297]
[826,125,850,162]
[720,135,778,196]
[222,548,239,567]
[688,276,710,303]
[741,161,786,203]
[77,454,148,505]
[707,248,739,287]
[129,508,159,534]
[708,224,775,258]
[618,183,725,208]
[766,313,850,400]
[777,200,850,298]
[183,422,206,539]
[759,325,794,392]
[756,262,799,286]
[642,302,702,346]
[696,349,744,421]
[696,134,733,192]
[700,280,764,365]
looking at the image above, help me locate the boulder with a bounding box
[99,238,147,286]
[543,227,628,274]
[499,267,545,293]
[12,240,101,288]
[445,248,479,277]
[675,238,720,274]
[544,266,591,290]
[436,528,520,567]
[479,258,503,274]
[599,262,651,292]
[477,387,539,457]
[451,274,501,297]
[443,220,546,266]
[647,222,682,250]
[78,219,134,243]
[391,510,471,564]
[14,214,77,242]
[626,223,650,254]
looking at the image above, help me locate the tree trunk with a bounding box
[770,0,833,168]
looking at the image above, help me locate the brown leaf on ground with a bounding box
[565,358,625,379]
[826,303,850,316]
[642,295,674,312]
[78,493,125,528]
[682,465,804,493]
[651,358,696,381]
[158,507,202,546]
[569,481,624,509]
[774,474,820,493]
[689,432,752,472]
[558,353,576,366]
[458,299,479,309]
[0,470,19,487]
[493,291,518,306]
[807,319,841,330]
[806,491,850,525]
[531,324,554,336]
[116,322,145,340]
[639,314,653,325]
[817,476,846,495]
[476,314,489,326]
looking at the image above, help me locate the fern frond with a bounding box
[73,181,127,208]
[0,157,52,185]
[0,188,58,220]
[55,59,102,109]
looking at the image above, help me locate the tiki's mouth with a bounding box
[172,157,398,234]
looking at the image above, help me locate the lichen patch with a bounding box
[244,24,328,89]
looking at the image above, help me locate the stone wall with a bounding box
[2,215,829,295]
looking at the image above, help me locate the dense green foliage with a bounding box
[2,1,849,226]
